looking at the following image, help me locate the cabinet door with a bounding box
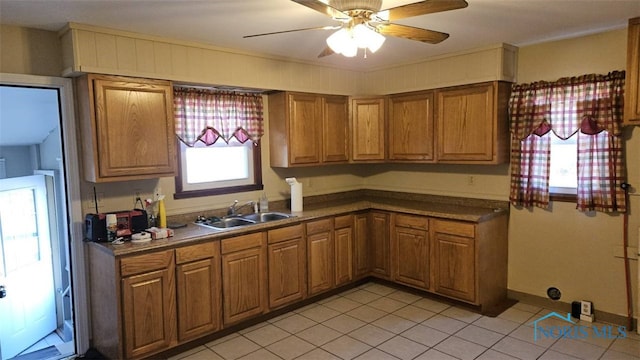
[436,83,497,162]
[351,97,386,161]
[268,238,306,309]
[289,93,322,165]
[323,96,350,163]
[625,17,640,125]
[388,91,435,161]
[334,226,353,286]
[392,226,429,289]
[89,75,176,181]
[176,257,220,342]
[353,213,370,278]
[307,228,335,295]
[432,224,476,302]
[121,265,175,359]
[222,246,267,326]
[369,212,391,279]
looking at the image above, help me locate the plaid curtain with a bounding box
[174,88,264,146]
[509,71,626,213]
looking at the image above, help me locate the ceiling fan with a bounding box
[244,0,469,58]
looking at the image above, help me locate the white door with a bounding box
[0,175,56,360]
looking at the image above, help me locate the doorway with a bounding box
[0,74,88,359]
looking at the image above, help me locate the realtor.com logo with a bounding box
[530,312,627,342]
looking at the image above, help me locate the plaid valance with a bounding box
[174,88,264,146]
[510,71,625,140]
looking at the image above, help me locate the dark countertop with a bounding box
[89,192,508,257]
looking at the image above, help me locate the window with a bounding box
[509,71,626,213]
[548,133,577,196]
[174,139,263,199]
[172,87,265,199]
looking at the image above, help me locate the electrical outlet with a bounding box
[581,300,592,315]
[87,191,104,212]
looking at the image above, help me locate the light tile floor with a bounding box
[169,282,640,360]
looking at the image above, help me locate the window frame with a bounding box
[173,139,263,199]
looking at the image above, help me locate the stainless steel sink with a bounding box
[240,212,293,222]
[204,217,256,229]
[195,212,294,230]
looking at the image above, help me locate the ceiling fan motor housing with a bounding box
[330,0,383,12]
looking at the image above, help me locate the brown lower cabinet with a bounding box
[267,224,306,309]
[353,212,370,278]
[88,209,507,359]
[431,219,476,302]
[369,211,391,279]
[334,214,354,286]
[391,213,430,289]
[389,214,508,309]
[121,250,176,359]
[221,232,268,326]
[175,242,221,342]
[306,218,335,295]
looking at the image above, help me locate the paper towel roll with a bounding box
[285,177,303,212]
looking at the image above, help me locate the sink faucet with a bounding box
[227,200,255,216]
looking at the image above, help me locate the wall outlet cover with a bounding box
[581,300,593,315]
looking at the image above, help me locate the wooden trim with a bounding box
[550,193,577,203]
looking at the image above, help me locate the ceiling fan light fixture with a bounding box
[326,24,385,57]
[354,24,385,52]
[326,28,355,56]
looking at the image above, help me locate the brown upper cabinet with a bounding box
[436,81,510,164]
[75,74,177,182]
[269,92,349,167]
[350,97,386,162]
[388,91,435,162]
[624,17,640,125]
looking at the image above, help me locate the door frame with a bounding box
[0,73,89,356]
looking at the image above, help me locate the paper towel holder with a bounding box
[285,177,303,212]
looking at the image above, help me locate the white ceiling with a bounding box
[1,0,639,71]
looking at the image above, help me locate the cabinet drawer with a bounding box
[120,250,174,277]
[176,241,217,264]
[306,218,333,235]
[395,214,428,230]
[431,219,475,238]
[221,232,264,254]
[334,215,353,229]
[268,224,303,244]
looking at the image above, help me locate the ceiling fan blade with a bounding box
[317,46,335,58]
[378,23,449,44]
[244,25,340,38]
[375,0,468,21]
[291,0,351,20]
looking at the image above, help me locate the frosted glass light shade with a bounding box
[326,28,357,57]
[327,25,385,57]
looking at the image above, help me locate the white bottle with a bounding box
[106,213,117,242]
[259,193,269,212]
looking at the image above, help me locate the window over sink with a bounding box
[173,87,265,199]
[174,139,263,199]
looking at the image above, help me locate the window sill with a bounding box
[550,193,577,203]
[174,183,264,200]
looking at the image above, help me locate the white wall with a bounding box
[0,146,35,177]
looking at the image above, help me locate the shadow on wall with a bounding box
[358,162,510,178]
